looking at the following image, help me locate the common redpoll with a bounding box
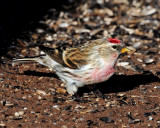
[13,38,130,95]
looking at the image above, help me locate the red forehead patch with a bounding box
[108,38,121,44]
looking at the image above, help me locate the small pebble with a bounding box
[45,35,53,41]
[117,62,129,67]
[5,101,14,107]
[56,88,66,94]
[97,0,104,4]
[18,111,24,116]
[15,111,24,117]
[36,90,46,95]
[75,29,90,33]
[129,119,141,124]
[137,58,143,62]
[53,105,60,109]
[59,23,69,28]
[75,105,86,109]
[148,116,153,120]
[24,107,27,110]
[0,123,6,127]
[133,42,141,49]
[154,86,160,89]
[15,112,20,117]
[106,102,111,107]
[38,96,42,99]
[48,88,56,91]
[83,17,89,22]
[31,111,35,114]
[99,117,114,123]
[37,28,44,33]
[144,57,154,64]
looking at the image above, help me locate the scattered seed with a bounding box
[0,123,6,127]
[45,35,53,41]
[18,111,24,116]
[36,90,46,95]
[148,116,153,120]
[133,42,141,49]
[154,86,160,89]
[59,23,69,28]
[129,119,141,124]
[144,57,154,64]
[56,88,66,94]
[117,62,129,67]
[14,112,20,117]
[53,105,60,109]
[137,58,143,62]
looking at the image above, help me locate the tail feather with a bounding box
[12,54,60,69]
[12,58,39,66]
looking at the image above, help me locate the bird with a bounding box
[13,38,131,95]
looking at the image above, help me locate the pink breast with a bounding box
[90,65,114,83]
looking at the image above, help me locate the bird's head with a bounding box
[107,38,125,54]
[86,38,134,68]
[90,38,130,59]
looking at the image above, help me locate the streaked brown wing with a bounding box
[63,47,89,69]
[39,45,67,67]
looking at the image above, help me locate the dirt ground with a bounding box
[0,0,160,127]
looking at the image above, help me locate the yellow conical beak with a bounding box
[121,47,130,53]
[121,47,136,55]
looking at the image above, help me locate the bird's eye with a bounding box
[112,45,117,49]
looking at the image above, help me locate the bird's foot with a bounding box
[66,83,78,95]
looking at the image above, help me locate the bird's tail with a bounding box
[12,54,59,69]
[12,57,40,66]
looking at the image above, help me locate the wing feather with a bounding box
[39,46,89,69]
[63,47,89,69]
[39,46,67,67]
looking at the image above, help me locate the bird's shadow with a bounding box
[79,73,160,95]
[22,70,159,95]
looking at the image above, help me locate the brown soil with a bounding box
[0,0,160,127]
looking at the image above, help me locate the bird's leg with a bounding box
[66,82,83,101]
[66,82,78,95]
